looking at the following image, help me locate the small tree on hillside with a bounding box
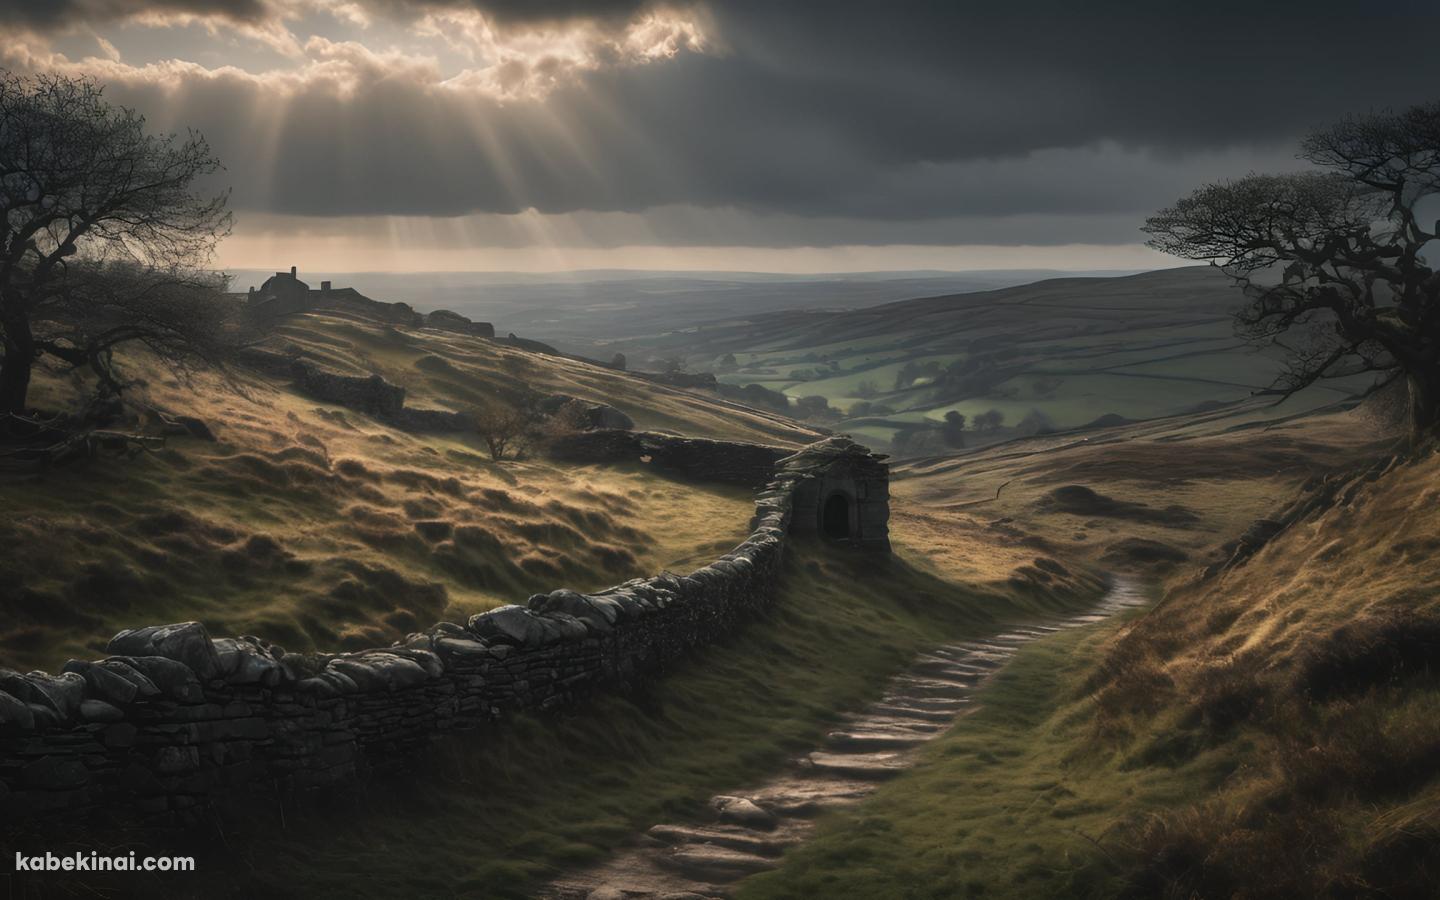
[473,405,535,461]
[941,410,967,447]
[0,73,233,418]
[1144,101,1440,439]
[973,408,1005,432]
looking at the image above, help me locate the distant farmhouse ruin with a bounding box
[244,266,495,338]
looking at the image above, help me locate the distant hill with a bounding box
[227,268,1133,357]
[626,267,1375,450]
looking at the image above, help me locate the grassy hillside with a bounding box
[618,267,1374,450]
[37,519,1106,898]
[743,416,1438,898]
[895,404,1392,577]
[1,308,819,672]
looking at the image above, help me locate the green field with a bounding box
[621,268,1375,450]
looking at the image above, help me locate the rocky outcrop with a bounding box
[0,438,889,828]
[495,333,561,355]
[424,309,496,338]
[535,394,635,431]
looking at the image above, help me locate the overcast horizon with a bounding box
[7,0,1440,272]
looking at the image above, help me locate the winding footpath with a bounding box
[540,576,1151,900]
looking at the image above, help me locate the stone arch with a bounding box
[782,436,891,551]
[821,491,853,539]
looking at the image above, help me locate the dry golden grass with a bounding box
[741,418,1438,899]
[0,313,810,672]
[271,311,818,446]
[895,408,1388,577]
[1076,442,1440,897]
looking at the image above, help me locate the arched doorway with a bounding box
[822,493,851,539]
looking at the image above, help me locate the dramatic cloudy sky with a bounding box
[5,0,1440,272]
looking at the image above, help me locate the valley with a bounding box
[1,268,1432,900]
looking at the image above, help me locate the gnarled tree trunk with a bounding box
[1408,369,1440,439]
[0,313,34,416]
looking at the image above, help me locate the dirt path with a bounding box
[539,576,1151,899]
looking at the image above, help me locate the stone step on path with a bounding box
[875,695,972,712]
[826,728,931,750]
[865,703,968,723]
[537,575,1151,900]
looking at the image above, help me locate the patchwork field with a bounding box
[603,267,1374,452]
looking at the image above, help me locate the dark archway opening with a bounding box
[822,493,851,539]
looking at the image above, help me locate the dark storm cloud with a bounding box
[19,0,1440,235]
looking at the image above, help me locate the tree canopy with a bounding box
[0,72,233,419]
[1144,101,1440,437]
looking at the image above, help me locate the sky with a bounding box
[4,0,1440,273]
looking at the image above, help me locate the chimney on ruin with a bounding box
[290,265,297,278]
[321,281,332,292]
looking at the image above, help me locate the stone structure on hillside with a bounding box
[244,266,495,337]
[550,432,891,552]
[782,437,891,550]
[0,434,889,828]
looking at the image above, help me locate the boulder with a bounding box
[0,690,35,731]
[0,671,85,720]
[540,613,590,642]
[212,638,285,685]
[711,795,777,830]
[589,403,634,430]
[328,652,431,691]
[468,605,560,648]
[62,660,139,706]
[528,589,616,632]
[79,699,126,723]
[432,636,494,663]
[106,656,203,702]
[383,647,445,678]
[107,622,223,680]
[535,395,634,431]
[94,660,162,699]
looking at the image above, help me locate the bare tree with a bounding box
[0,72,232,418]
[1144,101,1440,438]
[473,405,534,461]
[36,261,236,401]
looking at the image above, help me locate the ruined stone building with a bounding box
[244,266,495,337]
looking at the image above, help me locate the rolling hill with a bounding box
[610,267,1375,451]
[1,304,821,672]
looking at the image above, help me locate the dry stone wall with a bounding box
[0,437,886,828]
[550,430,793,488]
